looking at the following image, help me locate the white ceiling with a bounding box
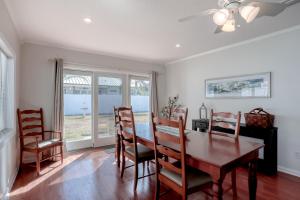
[4,0,300,64]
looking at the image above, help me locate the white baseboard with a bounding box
[3,166,19,200]
[278,165,300,177]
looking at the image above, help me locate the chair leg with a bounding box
[142,162,145,176]
[19,149,23,168]
[60,146,64,164]
[51,147,54,161]
[120,152,126,178]
[54,145,57,161]
[133,162,138,191]
[115,135,121,168]
[231,169,237,198]
[36,152,40,176]
[155,179,160,200]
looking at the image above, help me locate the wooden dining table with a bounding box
[115,123,264,200]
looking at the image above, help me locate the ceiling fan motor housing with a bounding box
[219,0,241,9]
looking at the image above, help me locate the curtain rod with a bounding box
[48,59,163,76]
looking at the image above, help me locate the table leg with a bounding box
[115,134,121,167]
[248,160,258,200]
[213,174,225,200]
[231,169,237,199]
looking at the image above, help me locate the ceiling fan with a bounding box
[179,0,300,33]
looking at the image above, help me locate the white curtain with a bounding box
[53,59,64,132]
[150,71,159,117]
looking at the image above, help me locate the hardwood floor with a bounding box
[10,148,300,200]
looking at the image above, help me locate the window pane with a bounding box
[97,76,123,138]
[0,52,3,131]
[130,78,150,124]
[0,51,7,131]
[63,74,92,142]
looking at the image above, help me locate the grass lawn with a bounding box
[64,112,149,142]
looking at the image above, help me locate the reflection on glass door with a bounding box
[130,77,150,125]
[94,75,124,146]
[63,71,93,150]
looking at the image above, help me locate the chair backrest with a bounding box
[118,106,138,156]
[17,108,45,147]
[208,109,241,139]
[114,106,131,135]
[170,107,188,130]
[151,113,187,193]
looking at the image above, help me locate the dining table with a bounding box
[115,123,264,200]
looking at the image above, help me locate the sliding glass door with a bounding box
[63,70,150,151]
[93,74,126,147]
[63,70,93,150]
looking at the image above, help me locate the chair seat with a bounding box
[160,167,212,189]
[125,144,154,160]
[24,138,62,149]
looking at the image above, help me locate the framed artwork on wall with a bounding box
[205,72,271,98]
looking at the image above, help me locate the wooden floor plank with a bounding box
[10,148,300,200]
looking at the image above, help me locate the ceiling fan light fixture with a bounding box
[221,19,236,32]
[239,6,260,23]
[213,9,230,26]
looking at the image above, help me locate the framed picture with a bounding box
[205,72,271,98]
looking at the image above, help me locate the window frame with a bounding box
[0,36,16,136]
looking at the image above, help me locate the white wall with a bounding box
[20,42,166,134]
[165,27,300,176]
[0,0,21,199]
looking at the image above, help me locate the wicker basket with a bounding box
[244,108,274,128]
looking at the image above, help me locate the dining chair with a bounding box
[118,107,155,191]
[170,107,188,130]
[208,109,241,198]
[208,109,241,139]
[17,108,63,176]
[113,106,121,167]
[152,114,213,200]
[114,106,135,168]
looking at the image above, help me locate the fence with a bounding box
[64,94,149,116]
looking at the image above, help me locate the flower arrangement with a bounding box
[161,95,181,119]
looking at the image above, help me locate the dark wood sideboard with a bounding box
[192,119,278,175]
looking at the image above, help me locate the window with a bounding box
[0,50,8,131]
[130,77,150,124]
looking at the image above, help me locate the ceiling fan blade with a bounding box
[244,0,300,7]
[202,9,219,15]
[214,26,223,34]
[254,2,287,17]
[243,0,300,18]
[178,9,218,23]
[283,0,300,6]
[178,14,201,22]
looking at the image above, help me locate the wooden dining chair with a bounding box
[208,109,241,198]
[208,109,241,139]
[170,107,188,130]
[17,108,63,175]
[118,107,155,191]
[113,106,121,167]
[114,106,135,168]
[152,114,213,200]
